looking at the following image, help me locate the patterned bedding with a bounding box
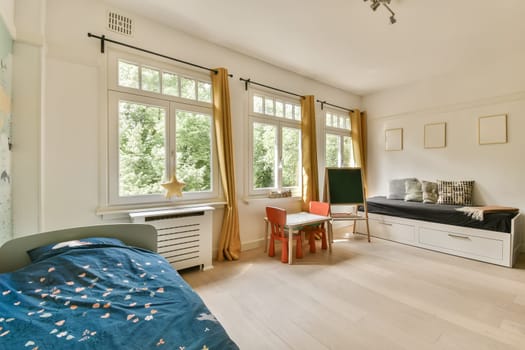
[0,240,238,350]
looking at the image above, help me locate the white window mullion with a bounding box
[277,123,283,190]
[168,103,176,180]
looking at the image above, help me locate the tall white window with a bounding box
[324,109,354,168]
[248,89,302,196]
[107,51,218,205]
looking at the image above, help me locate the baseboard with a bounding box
[211,238,264,262]
[241,238,265,252]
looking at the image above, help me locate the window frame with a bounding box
[106,50,220,207]
[247,88,302,197]
[323,107,354,168]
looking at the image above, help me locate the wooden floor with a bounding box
[181,234,525,350]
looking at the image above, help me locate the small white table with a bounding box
[266,212,333,264]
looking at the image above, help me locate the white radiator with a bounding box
[129,206,214,271]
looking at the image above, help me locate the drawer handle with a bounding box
[448,234,470,240]
[381,222,393,226]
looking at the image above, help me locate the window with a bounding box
[324,109,354,168]
[248,89,302,196]
[107,51,218,205]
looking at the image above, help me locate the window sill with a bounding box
[242,196,302,205]
[96,201,227,220]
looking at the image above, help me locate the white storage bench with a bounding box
[356,207,522,267]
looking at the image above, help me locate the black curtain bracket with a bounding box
[315,99,354,113]
[239,77,304,99]
[242,78,251,91]
[87,32,233,77]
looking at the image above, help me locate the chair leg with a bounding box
[281,239,288,263]
[321,230,327,250]
[296,238,303,259]
[269,236,275,257]
[309,232,316,253]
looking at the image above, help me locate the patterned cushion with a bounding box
[437,180,474,205]
[404,179,423,202]
[421,181,438,204]
[387,178,418,200]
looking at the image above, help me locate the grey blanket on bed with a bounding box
[361,196,515,233]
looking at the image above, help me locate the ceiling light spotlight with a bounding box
[365,0,398,24]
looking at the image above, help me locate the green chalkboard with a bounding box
[324,167,364,204]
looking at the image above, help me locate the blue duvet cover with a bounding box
[0,242,238,350]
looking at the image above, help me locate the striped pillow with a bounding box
[437,180,474,205]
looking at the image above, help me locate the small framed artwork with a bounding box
[385,128,403,151]
[424,122,446,149]
[478,114,507,145]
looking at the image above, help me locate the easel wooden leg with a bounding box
[366,219,371,242]
[328,221,333,253]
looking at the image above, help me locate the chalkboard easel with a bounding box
[323,167,370,242]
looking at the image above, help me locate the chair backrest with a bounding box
[266,206,286,238]
[309,201,330,216]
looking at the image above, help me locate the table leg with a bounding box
[264,220,269,253]
[328,220,333,253]
[288,226,293,265]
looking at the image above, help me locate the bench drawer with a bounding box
[418,227,504,260]
[369,218,416,244]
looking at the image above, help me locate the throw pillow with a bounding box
[404,179,423,202]
[387,178,418,200]
[421,181,438,204]
[437,180,474,205]
[27,237,126,262]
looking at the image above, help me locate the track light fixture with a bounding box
[363,0,397,24]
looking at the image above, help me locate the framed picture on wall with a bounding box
[385,128,403,151]
[424,122,446,149]
[478,114,507,145]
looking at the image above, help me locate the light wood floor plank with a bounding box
[182,235,525,349]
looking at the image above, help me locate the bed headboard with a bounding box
[0,224,157,273]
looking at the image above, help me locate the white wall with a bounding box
[11,0,47,236]
[12,0,361,252]
[363,51,525,237]
[12,42,42,234]
[0,0,15,38]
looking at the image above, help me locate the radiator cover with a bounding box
[130,206,214,271]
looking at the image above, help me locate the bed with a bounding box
[0,224,239,349]
[356,197,522,267]
[363,196,516,233]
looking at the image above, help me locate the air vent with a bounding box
[107,11,133,36]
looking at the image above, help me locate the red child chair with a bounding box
[266,206,303,263]
[300,201,330,253]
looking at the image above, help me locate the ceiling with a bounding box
[103,0,525,96]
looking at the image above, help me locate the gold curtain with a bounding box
[350,109,368,195]
[301,95,319,211]
[211,68,241,261]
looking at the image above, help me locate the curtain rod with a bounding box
[239,77,304,99]
[316,99,354,113]
[87,32,233,77]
